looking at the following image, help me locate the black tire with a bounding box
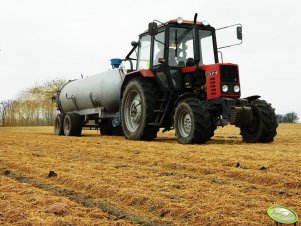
[121,77,159,141]
[54,113,65,135]
[99,119,123,136]
[240,100,278,143]
[174,98,215,144]
[63,113,82,136]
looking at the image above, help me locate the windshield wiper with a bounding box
[176,25,193,44]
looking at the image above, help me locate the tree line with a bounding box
[276,112,299,123]
[0,79,65,126]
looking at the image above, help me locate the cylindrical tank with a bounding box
[58,68,125,113]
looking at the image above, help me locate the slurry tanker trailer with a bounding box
[54,14,277,144]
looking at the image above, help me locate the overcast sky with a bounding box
[0,0,301,119]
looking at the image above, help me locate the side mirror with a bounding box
[148,22,158,36]
[131,41,139,47]
[237,26,242,40]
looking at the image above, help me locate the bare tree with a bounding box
[283,112,299,123]
[277,112,299,123]
[0,100,16,126]
[0,78,66,126]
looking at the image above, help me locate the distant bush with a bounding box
[277,112,299,123]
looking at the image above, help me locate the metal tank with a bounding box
[58,67,125,114]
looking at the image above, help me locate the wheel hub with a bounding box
[130,99,141,123]
[124,91,142,133]
[183,114,192,133]
[178,110,192,138]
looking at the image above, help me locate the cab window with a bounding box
[169,27,194,67]
[137,35,151,69]
[199,30,215,65]
[153,32,165,66]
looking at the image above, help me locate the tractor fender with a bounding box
[120,69,155,99]
[171,93,199,122]
[126,69,155,78]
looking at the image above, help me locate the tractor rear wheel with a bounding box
[121,77,159,141]
[174,98,215,144]
[63,113,82,136]
[54,113,65,135]
[240,100,278,143]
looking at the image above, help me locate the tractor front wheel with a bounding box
[240,100,278,143]
[174,98,215,144]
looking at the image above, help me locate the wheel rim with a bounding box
[178,110,192,138]
[55,118,60,134]
[124,90,142,133]
[64,117,71,134]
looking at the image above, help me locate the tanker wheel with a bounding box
[63,113,83,136]
[240,99,278,143]
[99,119,123,136]
[121,77,159,141]
[174,98,215,144]
[54,113,65,135]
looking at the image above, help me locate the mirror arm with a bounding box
[216,23,242,31]
[217,39,243,50]
[125,44,138,60]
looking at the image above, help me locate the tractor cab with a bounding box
[132,17,218,70]
[149,19,218,68]
[125,14,243,100]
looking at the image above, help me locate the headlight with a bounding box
[234,85,240,93]
[222,85,228,92]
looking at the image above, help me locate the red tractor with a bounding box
[54,14,277,144]
[120,14,277,143]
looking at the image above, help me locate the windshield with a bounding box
[168,27,215,67]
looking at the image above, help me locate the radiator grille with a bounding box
[209,77,216,96]
[220,65,239,83]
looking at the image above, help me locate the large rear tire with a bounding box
[63,113,82,136]
[121,78,159,141]
[54,113,65,135]
[240,100,278,143]
[174,98,215,144]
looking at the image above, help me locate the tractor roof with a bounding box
[141,19,206,35]
[166,19,203,26]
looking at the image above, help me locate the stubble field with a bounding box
[0,124,300,226]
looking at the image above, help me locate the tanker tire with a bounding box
[63,113,82,136]
[174,98,215,144]
[54,113,65,136]
[99,119,123,136]
[121,78,159,141]
[240,99,278,143]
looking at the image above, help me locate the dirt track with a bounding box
[0,124,300,225]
